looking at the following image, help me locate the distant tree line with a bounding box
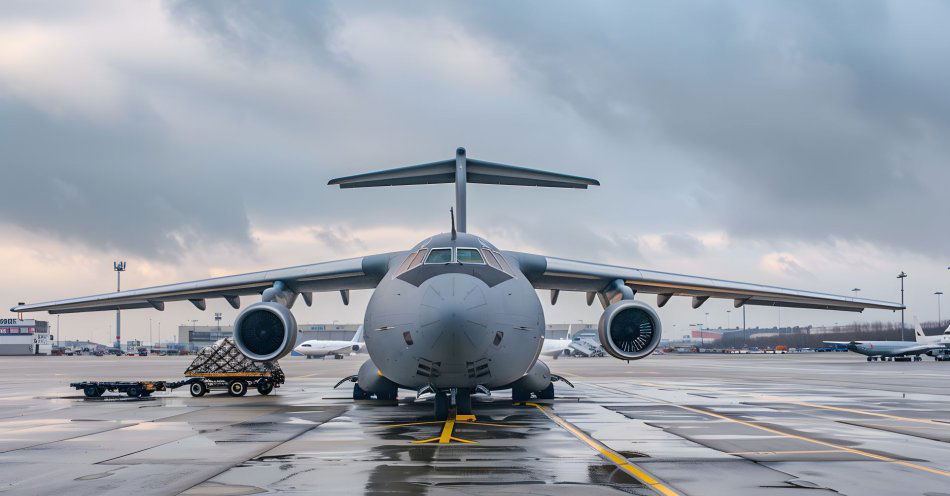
[711,320,948,350]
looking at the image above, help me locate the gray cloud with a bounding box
[1,0,948,265]
[661,234,704,256]
[441,1,950,255]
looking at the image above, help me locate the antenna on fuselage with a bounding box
[327,147,599,233]
[450,207,457,240]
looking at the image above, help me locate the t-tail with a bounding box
[328,147,599,233]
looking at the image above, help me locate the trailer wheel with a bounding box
[190,381,207,397]
[256,381,274,396]
[84,386,102,398]
[127,385,143,397]
[228,380,248,397]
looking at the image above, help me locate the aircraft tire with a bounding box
[537,384,555,400]
[353,383,372,400]
[84,386,102,397]
[866,356,872,362]
[511,385,531,403]
[434,392,449,421]
[375,386,397,401]
[456,390,472,415]
[228,380,248,397]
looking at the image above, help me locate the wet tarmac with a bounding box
[1,353,949,495]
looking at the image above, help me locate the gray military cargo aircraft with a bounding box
[12,148,904,419]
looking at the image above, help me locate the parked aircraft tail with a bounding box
[914,317,926,342]
[352,325,364,343]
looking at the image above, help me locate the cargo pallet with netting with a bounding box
[183,337,285,397]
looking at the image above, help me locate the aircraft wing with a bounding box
[508,252,904,312]
[11,252,406,314]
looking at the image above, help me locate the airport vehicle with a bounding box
[11,148,904,419]
[72,380,167,397]
[823,321,949,361]
[71,373,283,398]
[72,338,285,397]
[539,338,573,359]
[294,326,364,359]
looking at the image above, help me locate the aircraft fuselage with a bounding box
[363,232,544,390]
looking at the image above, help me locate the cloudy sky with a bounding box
[2,1,948,344]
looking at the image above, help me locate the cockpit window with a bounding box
[425,248,453,264]
[492,251,513,273]
[456,248,484,264]
[301,344,311,347]
[407,249,428,270]
[481,249,501,270]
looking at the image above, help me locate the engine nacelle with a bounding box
[233,302,298,361]
[597,300,662,360]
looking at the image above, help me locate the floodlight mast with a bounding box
[114,261,126,349]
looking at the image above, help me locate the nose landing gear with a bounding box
[432,388,473,421]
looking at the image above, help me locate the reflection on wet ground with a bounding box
[1,354,949,495]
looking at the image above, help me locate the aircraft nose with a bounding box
[419,273,492,360]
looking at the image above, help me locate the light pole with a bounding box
[936,291,944,325]
[113,261,126,349]
[726,310,731,329]
[851,288,861,299]
[703,312,709,349]
[148,317,152,347]
[897,271,907,341]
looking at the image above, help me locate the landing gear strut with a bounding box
[434,392,449,421]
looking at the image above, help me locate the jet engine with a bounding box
[233,302,298,361]
[597,300,662,360]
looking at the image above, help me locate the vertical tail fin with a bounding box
[914,317,926,342]
[352,325,364,343]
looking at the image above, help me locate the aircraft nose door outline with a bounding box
[419,273,490,359]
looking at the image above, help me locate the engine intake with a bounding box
[233,302,298,361]
[598,300,662,360]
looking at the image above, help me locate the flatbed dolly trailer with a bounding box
[72,338,285,398]
[72,370,285,398]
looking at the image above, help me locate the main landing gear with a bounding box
[512,383,555,402]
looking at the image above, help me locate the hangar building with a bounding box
[0,319,52,355]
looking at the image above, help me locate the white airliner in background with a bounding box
[540,338,573,359]
[824,319,950,361]
[294,326,364,359]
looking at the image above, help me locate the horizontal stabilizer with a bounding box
[329,148,598,233]
[328,153,599,189]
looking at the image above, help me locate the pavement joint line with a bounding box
[525,402,681,496]
[592,383,950,479]
[636,381,946,426]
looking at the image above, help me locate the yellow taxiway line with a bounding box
[675,403,950,478]
[637,381,945,426]
[594,383,950,480]
[525,402,681,496]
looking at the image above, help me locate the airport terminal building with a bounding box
[0,319,52,355]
